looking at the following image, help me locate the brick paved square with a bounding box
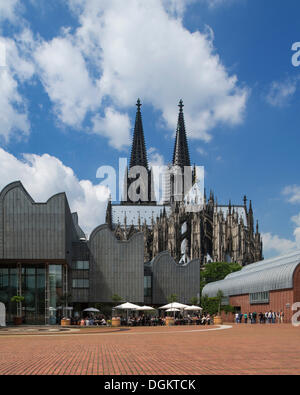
[0,324,299,375]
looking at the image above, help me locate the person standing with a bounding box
[244,312,248,324]
[239,312,243,324]
[253,311,257,324]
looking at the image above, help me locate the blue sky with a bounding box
[0,0,300,258]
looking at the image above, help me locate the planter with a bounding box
[61,318,71,326]
[112,317,121,327]
[165,317,175,326]
[214,315,223,325]
[13,316,22,326]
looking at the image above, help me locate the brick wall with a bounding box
[220,289,295,323]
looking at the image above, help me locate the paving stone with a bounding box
[0,324,299,375]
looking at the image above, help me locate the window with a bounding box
[144,276,152,297]
[250,291,269,304]
[72,279,89,289]
[73,261,89,270]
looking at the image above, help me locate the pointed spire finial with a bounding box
[130,99,148,170]
[136,98,142,111]
[178,99,184,112]
[172,100,191,169]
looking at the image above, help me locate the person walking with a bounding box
[280,311,284,324]
[235,312,239,324]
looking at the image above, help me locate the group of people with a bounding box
[235,310,284,324]
[122,313,213,326]
[68,312,215,327]
[123,315,165,326]
[72,315,107,326]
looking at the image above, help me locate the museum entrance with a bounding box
[0,263,67,325]
[22,267,46,324]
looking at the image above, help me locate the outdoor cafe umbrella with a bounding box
[159,302,189,310]
[83,308,100,313]
[114,302,140,323]
[136,305,155,311]
[184,305,203,311]
[159,302,189,320]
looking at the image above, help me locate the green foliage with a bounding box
[167,294,178,303]
[112,294,123,305]
[223,305,235,314]
[201,294,234,316]
[10,295,25,304]
[216,289,224,314]
[200,261,242,295]
[190,296,199,305]
[201,295,219,315]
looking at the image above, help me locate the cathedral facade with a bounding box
[106,100,263,267]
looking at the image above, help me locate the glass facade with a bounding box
[250,291,269,304]
[0,264,66,325]
[144,275,152,297]
[72,279,89,288]
[73,261,89,270]
[0,268,17,321]
[22,267,46,324]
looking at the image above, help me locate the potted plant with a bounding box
[10,296,25,325]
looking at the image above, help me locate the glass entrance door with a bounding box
[22,267,46,324]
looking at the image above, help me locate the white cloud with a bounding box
[34,36,101,128]
[291,213,300,227]
[262,185,300,257]
[262,232,298,256]
[202,0,243,9]
[32,0,248,148]
[266,77,298,108]
[282,185,300,204]
[92,107,131,150]
[0,148,110,236]
[0,0,21,23]
[0,36,34,142]
[197,147,208,156]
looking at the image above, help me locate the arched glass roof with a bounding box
[202,250,300,298]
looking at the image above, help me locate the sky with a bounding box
[0,0,300,259]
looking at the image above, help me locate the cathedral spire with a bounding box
[130,99,148,170]
[172,100,191,168]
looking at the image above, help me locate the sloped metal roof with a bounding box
[202,250,300,297]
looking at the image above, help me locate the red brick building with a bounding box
[202,251,300,323]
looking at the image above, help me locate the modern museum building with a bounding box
[0,181,200,325]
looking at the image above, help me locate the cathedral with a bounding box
[106,99,263,267]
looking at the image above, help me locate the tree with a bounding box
[112,294,123,306]
[167,294,178,303]
[200,261,241,295]
[190,296,199,306]
[216,290,224,315]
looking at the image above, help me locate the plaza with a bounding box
[0,323,299,375]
